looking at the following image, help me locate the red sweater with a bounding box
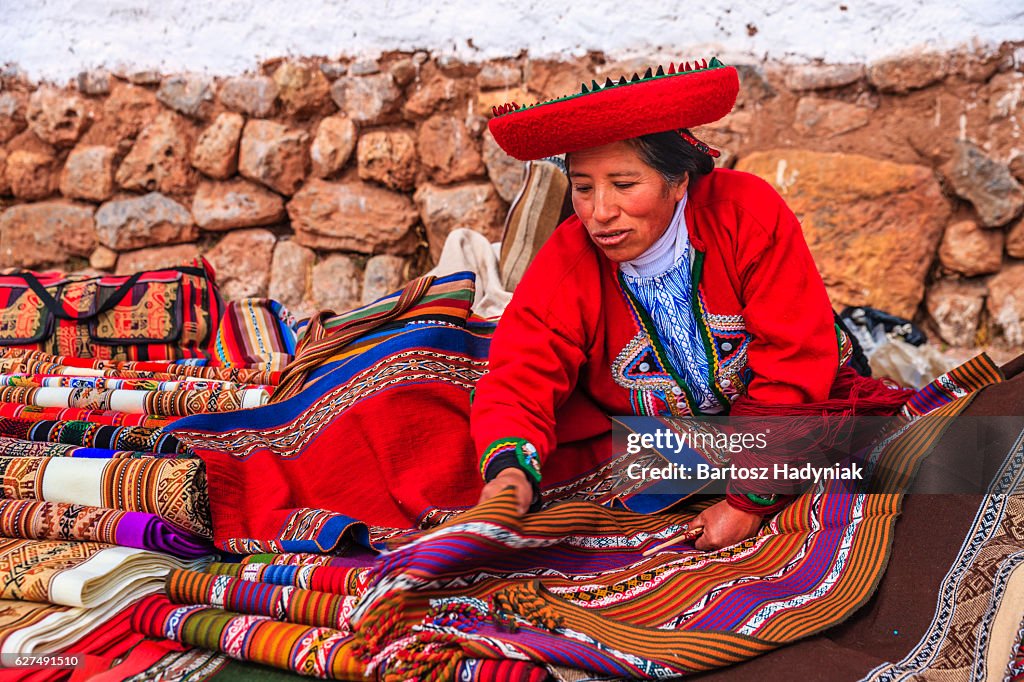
[471,168,840,490]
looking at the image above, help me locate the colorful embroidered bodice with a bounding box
[621,252,724,414]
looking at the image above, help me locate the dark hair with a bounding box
[624,129,715,186]
[563,129,715,188]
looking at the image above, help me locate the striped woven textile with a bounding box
[131,593,549,681]
[166,569,358,630]
[135,357,1000,679]
[298,273,475,340]
[901,353,1003,416]
[0,373,253,391]
[274,272,476,403]
[0,417,186,455]
[0,436,145,458]
[273,274,449,403]
[215,298,298,372]
[131,594,361,679]
[341,401,988,680]
[207,561,367,595]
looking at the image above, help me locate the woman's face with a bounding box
[569,140,689,262]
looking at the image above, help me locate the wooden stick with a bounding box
[642,527,704,557]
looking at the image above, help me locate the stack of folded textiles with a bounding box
[0,331,291,680]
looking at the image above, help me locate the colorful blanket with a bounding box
[0,384,267,416]
[132,397,990,680]
[168,273,490,553]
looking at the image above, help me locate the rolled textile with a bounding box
[0,499,210,558]
[0,436,143,459]
[0,373,252,392]
[131,594,361,679]
[166,569,358,631]
[0,348,281,385]
[207,561,366,595]
[0,385,268,416]
[239,548,376,565]
[0,456,211,538]
[0,417,188,455]
[0,403,176,428]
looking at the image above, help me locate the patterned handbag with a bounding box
[0,258,223,361]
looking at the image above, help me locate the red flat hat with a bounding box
[489,57,739,161]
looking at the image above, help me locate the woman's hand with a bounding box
[478,467,533,515]
[690,500,763,551]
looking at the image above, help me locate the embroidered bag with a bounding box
[0,258,223,361]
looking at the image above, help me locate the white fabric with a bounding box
[40,458,107,507]
[428,228,513,318]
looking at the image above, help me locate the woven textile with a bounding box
[0,558,209,656]
[298,273,475,340]
[0,455,211,537]
[166,569,359,630]
[900,355,1003,416]
[0,384,268,416]
[0,348,281,386]
[0,436,142,458]
[277,273,473,402]
[0,374,252,391]
[864,426,1024,681]
[137,358,1001,679]
[0,403,176,428]
[168,274,489,553]
[131,593,549,681]
[131,594,362,679]
[0,417,187,455]
[0,538,209,606]
[214,298,297,372]
[0,499,209,557]
[207,560,367,595]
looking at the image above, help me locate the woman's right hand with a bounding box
[478,467,534,515]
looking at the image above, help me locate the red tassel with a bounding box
[700,58,708,69]
[683,61,691,72]
[667,62,676,75]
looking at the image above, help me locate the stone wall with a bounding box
[0,45,1022,350]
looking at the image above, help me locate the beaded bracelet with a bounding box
[479,437,541,484]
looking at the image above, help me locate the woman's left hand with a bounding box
[690,500,763,551]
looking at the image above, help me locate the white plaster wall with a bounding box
[1,0,1022,82]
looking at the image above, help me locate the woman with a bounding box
[169,59,915,555]
[474,59,913,549]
